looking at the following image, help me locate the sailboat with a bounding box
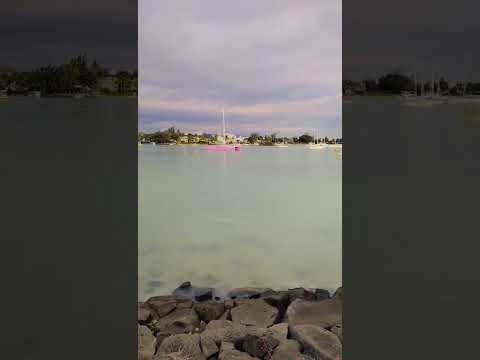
[309,130,326,150]
[204,107,240,152]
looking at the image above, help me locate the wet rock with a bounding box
[227,287,272,300]
[138,325,156,360]
[331,324,342,342]
[287,288,317,302]
[195,288,214,302]
[138,302,154,324]
[271,339,302,360]
[264,323,288,341]
[231,300,278,328]
[333,287,343,301]
[147,295,192,318]
[157,333,206,360]
[287,299,342,329]
[290,324,342,360]
[194,301,226,322]
[153,308,200,335]
[173,284,215,302]
[241,334,279,358]
[314,289,331,302]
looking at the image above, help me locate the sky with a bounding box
[139,0,342,137]
[0,0,137,71]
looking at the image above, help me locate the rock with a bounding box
[287,288,317,302]
[287,299,342,329]
[147,295,192,318]
[264,323,288,341]
[315,289,331,301]
[200,321,207,332]
[333,287,343,301]
[195,288,214,302]
[225,300,235,310]
[241,334,279,358]
[260,291,290,319]
[153,308,200,335]
[231,300,278,328]
[220,309,231,320]
[194,301,226,322]
[331,324,342,342]
[138,325,156,360]
[138,302,154,324]
[271,339,302,360]
[290,324,342,360]
[201,320,263,344]
[200,334,219,358]
[157,333,206,360]
[219,342,256,360]
[173,285,215,302]
[227,287,272,300]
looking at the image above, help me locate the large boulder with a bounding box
[260,290,290,318]
[200,334,219,358]
[314,289,331,302]
[287,299,342,329]
[156,333,205,360]
[146,295,192,318]
[241,334,279,358]
[231,300,278,327]
[173,282,215,302]
[227,287,273,300]
[290,324,342,360]
[138,325,156,360]
[152,308,200,335]
[271,339,302,360]
[194,300,226,322]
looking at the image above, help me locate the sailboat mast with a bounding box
[222,107,226,144]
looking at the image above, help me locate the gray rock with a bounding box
[287,299,342,329]
[227,287,272,300]
[173,285,215,302]
[330,324,342,343]
[157,333,206,360]
[290,324,342,360]
[230,300,278,328]
[138,325,156,360]
[179,281,192,289]
[271,339,302,360]
[194,301,226,322]
[314,289,331,302]
[260,291,290,319]
[241,334,279,358]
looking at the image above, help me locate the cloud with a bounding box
[139,0,341,136]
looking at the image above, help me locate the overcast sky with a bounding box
[139,0,342,137]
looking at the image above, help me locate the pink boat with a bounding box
[203,106,241,152]
[204,144,241,152]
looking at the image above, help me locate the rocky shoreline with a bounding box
[138,282,342,360]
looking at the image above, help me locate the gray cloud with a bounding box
[139,0,341,136]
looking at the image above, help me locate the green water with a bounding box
[139,145,342,299]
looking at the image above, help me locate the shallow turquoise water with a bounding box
[139,144,342,299]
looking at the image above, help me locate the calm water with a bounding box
[138,144,342,299]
